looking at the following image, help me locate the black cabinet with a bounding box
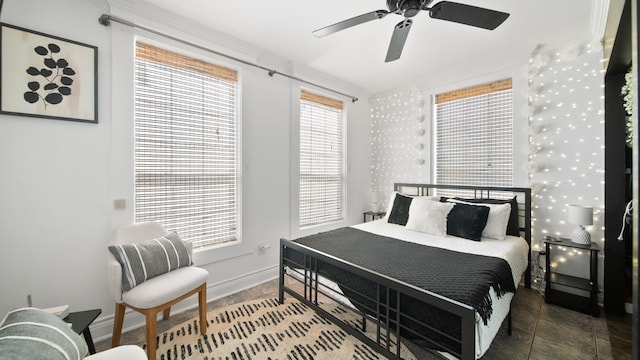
[604,0,633,315]
[544,237,599,317]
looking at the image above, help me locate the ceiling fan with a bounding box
[313,0,510,62]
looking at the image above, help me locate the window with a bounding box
[134,42,238,248]
[434,79,513,196]
[299,90,344,228]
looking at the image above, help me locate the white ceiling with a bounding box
[134,0,603,94]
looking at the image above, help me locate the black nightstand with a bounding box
[544,237,599,316]
[363,211,386,222]
[64,309,101,354]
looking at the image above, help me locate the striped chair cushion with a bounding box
[0,307,88,360]
[108,232,192,291]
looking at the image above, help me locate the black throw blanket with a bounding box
[291,227,515,337]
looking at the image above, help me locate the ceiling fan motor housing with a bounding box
[388,0,432,17]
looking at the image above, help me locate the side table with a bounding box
[544,237,599,316]
[363,211,386,222]
[64,309,102,354]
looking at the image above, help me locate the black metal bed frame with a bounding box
[279,183,532,360]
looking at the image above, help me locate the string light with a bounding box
[528,40,605,287]
[370,88,425,197]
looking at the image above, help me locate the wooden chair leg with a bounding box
[162,308,170,321]
[144,310,158,360]
[198,284,207,334]
[111,302,126,347]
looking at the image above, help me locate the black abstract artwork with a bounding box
[1,23,97,123]
[24,43,76,108]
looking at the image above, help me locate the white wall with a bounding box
[527,41,606,293]
[0,0,371,341]
[370,87,429,201]
[0,0,112,313]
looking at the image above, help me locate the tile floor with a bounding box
[95,279,632,359]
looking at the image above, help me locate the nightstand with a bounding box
[544,237,599,316]
[363,211,386,222]
[64,309,101,354]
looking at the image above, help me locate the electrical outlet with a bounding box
[258,243,271,251]
[114,199,126,210]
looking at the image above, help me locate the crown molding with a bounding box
[290,62,368,99]
[591,0,612,37]
[105,0,264,62]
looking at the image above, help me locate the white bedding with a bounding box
[310,220,530,359]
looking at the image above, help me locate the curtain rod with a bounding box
[99,14,358,103]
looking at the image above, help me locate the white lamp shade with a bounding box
[568,205,593,226]
[371,191,380,203]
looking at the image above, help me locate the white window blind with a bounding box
[299,90,344,228]
[434,79,513,197]
[134,42,238,248]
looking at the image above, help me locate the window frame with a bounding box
[294,87,348,234]
[110,32,249,266]
[133,41,240,250]
[432,78,514,197]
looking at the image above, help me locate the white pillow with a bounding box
[382,192,439,221]
[383,191,399,221]
[406,198,455,236]
[448,199,511,240]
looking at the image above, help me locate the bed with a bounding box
[279,183,532,360]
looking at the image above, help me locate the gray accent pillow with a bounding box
[108,232,192,291]
[0,307,88,360]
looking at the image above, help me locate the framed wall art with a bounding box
[0,23,98,123]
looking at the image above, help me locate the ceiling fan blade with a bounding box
[428,1,509,30]
[313,10,390,37]
[385,19,413,63]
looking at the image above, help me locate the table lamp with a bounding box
[568,205,593,245]
[371,191,380,212]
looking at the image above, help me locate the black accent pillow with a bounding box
[452,197,520,236]
[387,193,413,226]
[446,203,490,241]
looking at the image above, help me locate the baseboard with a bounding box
[90,264,279,343]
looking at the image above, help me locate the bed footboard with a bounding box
[279,238,477,360]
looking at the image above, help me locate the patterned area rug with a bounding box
[142,298,421,360]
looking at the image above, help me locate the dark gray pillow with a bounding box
[0,308,88,360]
[452,197,520,236]
[108,232,192,291]
[446,203,490,241]
[387,193,413,226]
